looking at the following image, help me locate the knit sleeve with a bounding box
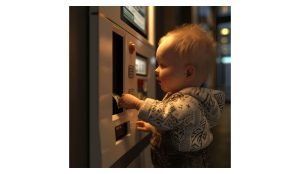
[138,93,198,131]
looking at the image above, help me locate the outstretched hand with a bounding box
[136,120,154,133]
[119,94,144,110]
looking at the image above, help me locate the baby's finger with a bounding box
[136,126,147,132]
[136,121,145,126]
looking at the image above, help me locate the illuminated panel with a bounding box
[135,54,147,76]
[122,6,147,37]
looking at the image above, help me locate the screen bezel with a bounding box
[121,6,148,38]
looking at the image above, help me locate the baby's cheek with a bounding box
[160,70,172,80]
[160,74,170,84]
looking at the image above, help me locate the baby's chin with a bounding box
[162,87,181,94]
[160,86,169,93]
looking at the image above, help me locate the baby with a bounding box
[119,24,225,167]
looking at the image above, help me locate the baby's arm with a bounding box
[119,94,156,133]
[119,94,144,110]
[120,93,198,131]
[139,94,199,131]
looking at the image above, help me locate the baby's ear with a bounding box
[185,65,195,78]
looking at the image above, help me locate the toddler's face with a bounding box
[155,36,187,93]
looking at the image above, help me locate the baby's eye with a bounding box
[159,64,167,68]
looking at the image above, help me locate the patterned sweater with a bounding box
[138,87,225,152]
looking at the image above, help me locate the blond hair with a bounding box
[158,24,216,84]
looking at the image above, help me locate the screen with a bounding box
[135,55,147,76]
[122,6,147,36]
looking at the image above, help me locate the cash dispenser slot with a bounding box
[112,32,124,115]
[115,121,129,141]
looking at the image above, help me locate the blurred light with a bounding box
[221,6,229,15]
[221,56,231,64]
[148,6,155,46]
[150,56,156,66]
[220,28,230,35]
[218,6,231,16]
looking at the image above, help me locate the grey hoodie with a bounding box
[138,87,225,152]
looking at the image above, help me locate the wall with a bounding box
[69,6,90,168]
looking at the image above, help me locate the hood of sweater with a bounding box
[179,87,225,128]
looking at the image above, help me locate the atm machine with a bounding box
[89,7,156,167]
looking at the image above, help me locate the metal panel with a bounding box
[90,7,155,167]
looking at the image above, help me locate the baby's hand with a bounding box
[119,94,144,110]
[136,120,153,132]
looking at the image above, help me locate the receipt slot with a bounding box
[89,7,156,167]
